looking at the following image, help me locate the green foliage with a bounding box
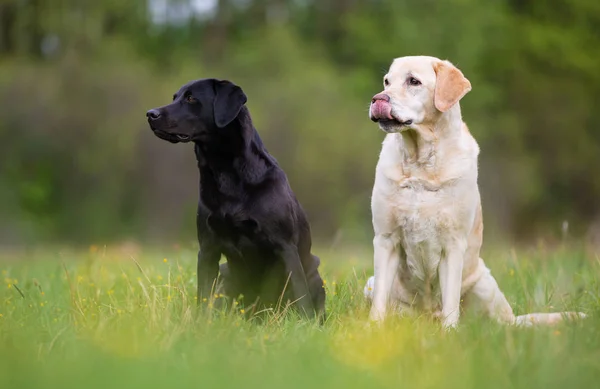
[0,245,598,388]
[0,0,599,244]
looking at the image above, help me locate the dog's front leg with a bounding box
[280,245,315,319]
[196,244,221,304]
[438,240,467,329]
[369,234,399,322]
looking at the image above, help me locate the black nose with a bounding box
[146,109,161,119]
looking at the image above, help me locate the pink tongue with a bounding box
[371,100,393,120]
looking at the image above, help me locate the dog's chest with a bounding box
[207,211,263,246]
[396,198,446,283]
[390,182,470,282]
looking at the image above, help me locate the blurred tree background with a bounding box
[0,0,599,247]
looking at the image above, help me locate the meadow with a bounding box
[1,243,599,389]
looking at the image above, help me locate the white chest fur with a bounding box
[371,131,479,309]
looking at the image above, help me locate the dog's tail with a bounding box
[363,274,587,326]
[514,312,587,327]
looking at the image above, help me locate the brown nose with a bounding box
[372,93,390,103]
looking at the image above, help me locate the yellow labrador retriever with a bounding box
[364,55,586,329]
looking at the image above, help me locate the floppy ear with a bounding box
[213,80,248,128]
[433,61,472,112]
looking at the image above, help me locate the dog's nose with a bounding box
[371,93,390,104]
[370,93,393,122]
[146,109,161,119]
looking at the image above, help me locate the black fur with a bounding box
[146,79,325,320]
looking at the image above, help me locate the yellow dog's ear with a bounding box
[433,61,472,112]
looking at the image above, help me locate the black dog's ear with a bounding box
[213,80,248,128]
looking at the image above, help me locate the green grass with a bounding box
[0,243,599,389]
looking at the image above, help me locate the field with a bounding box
[1,243,599,389]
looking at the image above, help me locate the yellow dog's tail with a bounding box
[514,312,587,327]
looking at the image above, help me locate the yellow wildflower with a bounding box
[163,258,168,263]
[240,309,245,314]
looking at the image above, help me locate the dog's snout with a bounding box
[371,93,390,104]
[370,93,393,121]
[146,109,161,120]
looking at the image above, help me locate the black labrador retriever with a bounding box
[146,78,325,320]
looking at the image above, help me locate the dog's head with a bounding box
[369,56,471,133]
[146,79,248,143]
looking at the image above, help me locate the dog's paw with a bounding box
[363,276,375,300]
[368,306,387,324]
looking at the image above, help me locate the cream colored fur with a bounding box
[364,55,586,329]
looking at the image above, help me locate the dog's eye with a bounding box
[186,95,197,104]
[384,78,390,86]
[408,77,421,86]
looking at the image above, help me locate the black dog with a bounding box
[146,79,325,319]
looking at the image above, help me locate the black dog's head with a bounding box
[146,79,248,143]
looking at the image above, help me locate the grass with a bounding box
[0,243,599,389]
